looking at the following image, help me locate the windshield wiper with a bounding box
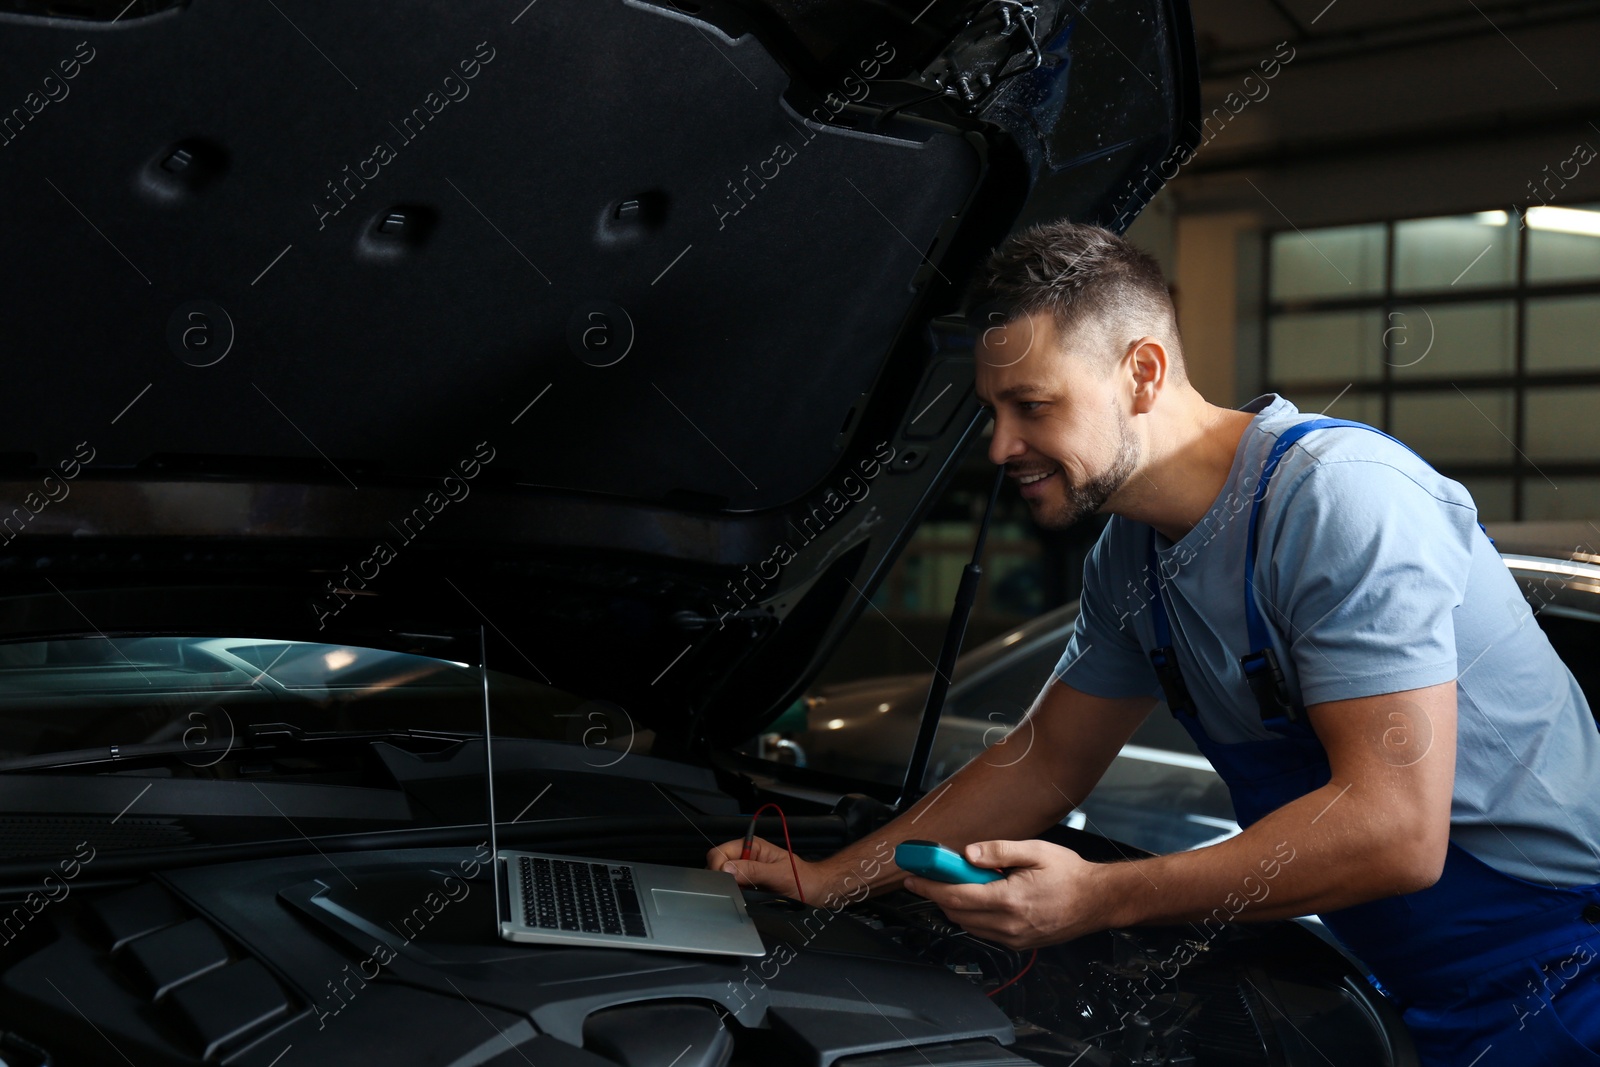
[0,725,476,773]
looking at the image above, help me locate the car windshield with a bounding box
[0,634,603,766]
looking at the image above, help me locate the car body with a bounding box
[0,1,1427,1064]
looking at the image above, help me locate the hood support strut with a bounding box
[895,460,1007,812]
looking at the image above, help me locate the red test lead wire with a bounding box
[986,948,1037,998]
[741,802,805,904]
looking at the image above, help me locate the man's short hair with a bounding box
[965,220,1184,378]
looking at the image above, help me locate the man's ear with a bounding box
[1126,337,1169,413]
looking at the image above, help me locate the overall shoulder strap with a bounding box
[1242,419,1382,656]
[1242,416,1458,731]
[1148,414,1490,736]
[1145,532,1196,718]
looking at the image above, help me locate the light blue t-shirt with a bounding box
[1056,394,1600,887]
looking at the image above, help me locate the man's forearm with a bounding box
[1095,777,1446,929]
[1096,687,1456,930]
[809,684,1153,905]
[822,728,1087,898]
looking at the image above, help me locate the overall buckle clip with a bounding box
[1240,646,1300,730]
[1149,645,1197,718]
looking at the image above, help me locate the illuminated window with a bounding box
[1263,203,1600,521]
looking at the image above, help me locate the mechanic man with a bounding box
[709,221,1600,1064]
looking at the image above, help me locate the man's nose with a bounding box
[987,414,1026,467]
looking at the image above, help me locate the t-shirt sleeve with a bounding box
[1053,525,1163,700]
[1262,458,1476,706]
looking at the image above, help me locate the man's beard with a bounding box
[1035,411,1139,530]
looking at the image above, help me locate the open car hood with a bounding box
[0,0,1198,751]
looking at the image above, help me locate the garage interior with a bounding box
[826,0,1600,681]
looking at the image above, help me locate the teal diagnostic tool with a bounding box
[894,840,1005,885]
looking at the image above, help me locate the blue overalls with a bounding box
[1144,417,1600,1065]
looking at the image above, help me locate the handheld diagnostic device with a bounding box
[894,840,1005,885]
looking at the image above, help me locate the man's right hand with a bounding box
[706,835,829,901]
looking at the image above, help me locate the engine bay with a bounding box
[0,834,1411,1067]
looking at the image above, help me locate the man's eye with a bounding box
[1017,401,1044,413]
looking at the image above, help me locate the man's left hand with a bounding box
[901,839,1110,949]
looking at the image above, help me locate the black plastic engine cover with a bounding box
[0,846,1012,1066]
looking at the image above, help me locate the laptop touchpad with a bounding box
[651,888,739,921]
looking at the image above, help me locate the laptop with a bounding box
[476,630,767,957]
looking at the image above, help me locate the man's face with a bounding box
[973,310,1139,530]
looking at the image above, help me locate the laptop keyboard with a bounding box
[519,857,647,937]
